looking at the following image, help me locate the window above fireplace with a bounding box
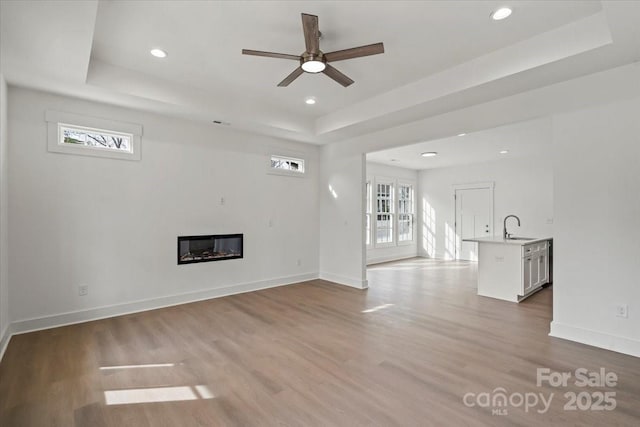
[46,110,142,161]
[269,155,305,176]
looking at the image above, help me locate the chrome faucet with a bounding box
[503,215,521,239]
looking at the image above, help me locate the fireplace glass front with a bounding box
[177,234,243,264]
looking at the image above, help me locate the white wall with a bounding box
[319,144,367,288]
[7,87,320,332]
[550,97,640,357]
[418,156,554,259]
[366,162,418,264]
[2,63,637,359]
[316,65,640,358]
[0,74,10,355]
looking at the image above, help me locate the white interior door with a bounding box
[455,187,492,261]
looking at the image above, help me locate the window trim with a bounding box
[267,154,307,178]
[374,177,395,248]
[58,123,134,154]
[396,181,415,246]
[366,176,416,251]
[365,180,373,248]
[46,110,142,161]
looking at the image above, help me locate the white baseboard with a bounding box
[0,323,12,362]
[10,272,319,337]
[416,254,468,262]
[366,254,418,266]
[416,251,445,260]
[550,321,640,358]
[2,271,370,362]
[319,271,368,289]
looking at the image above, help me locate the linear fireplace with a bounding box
[177,234,243,265]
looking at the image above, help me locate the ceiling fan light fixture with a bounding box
[301,59,326,73]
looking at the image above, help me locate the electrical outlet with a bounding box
[220,197,225,205]
[78,285,88,296]
[297,259,302,266]
[615,304,628,318]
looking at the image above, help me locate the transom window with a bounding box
[376,182,394,244]
[59,124,133,153]
[270,155,305,173]
[46,110,142,161]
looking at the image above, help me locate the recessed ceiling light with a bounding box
[390,159,398,162]
[305,97,316,105]
[421,152,438,157]
[457,133,466,137]
[150,48,167,58]
[491,7,512,21]
[499,150,509,154]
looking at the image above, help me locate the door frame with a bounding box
[453,182,495,260]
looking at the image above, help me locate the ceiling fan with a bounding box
[242,13,384,87]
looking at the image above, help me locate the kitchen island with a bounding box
[464,236,552,302]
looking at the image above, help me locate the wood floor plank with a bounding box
[1,258,639,426]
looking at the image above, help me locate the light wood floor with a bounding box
[1,258,639,426]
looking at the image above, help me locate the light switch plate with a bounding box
[615,304,628,318]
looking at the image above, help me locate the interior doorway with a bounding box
[454,183,494,261]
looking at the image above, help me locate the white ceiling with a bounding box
[366,117,552,170]
[1,1,639,145]
[90,1,601,117]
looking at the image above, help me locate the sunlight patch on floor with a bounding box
[100,363,177,371]
[362,303,394,313]
[104,385,215,405]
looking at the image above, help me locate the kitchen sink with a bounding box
[508,237,537,241]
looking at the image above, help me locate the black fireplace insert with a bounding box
[177,234,243,264]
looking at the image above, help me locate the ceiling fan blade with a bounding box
[277,67,304,87]
[301,13,320,54]
[324,42,385,62]
[322,64,354,87]
[242,49,300,61]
